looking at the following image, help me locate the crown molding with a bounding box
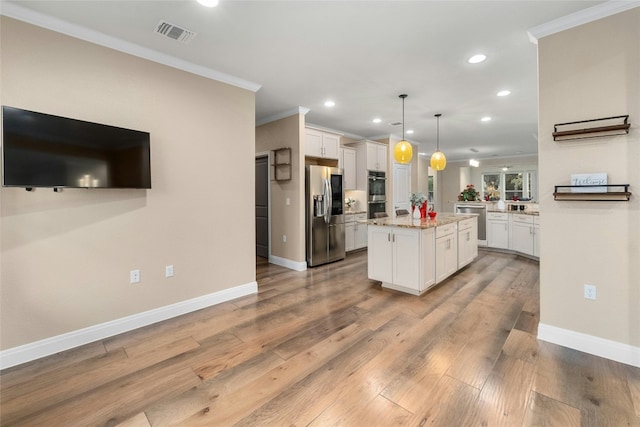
[256,107,310,126]
[527,0,640,44]
[0,2,262,92]
[305,123,346,136]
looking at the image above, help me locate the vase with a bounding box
[412,205,421,219]
[419,203,427,218]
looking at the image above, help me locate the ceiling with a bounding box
[4,0,607,162]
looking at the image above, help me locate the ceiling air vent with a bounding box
[389,121,402,126]
[154,20,197,44]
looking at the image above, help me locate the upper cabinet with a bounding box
[305,128,340,160]
[347,140,389,191]
[366,142,387,172]
[340,147,357,190]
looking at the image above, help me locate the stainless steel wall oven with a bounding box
[367,171,386,218]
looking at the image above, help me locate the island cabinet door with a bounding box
[457,218,478,269]
[392,228,421,288]
[435,234,457,284]
[368,226,393,283]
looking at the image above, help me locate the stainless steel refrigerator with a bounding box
[306,165,345,267]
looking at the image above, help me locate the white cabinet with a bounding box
[435,223,458,284]
[348,141,389,191]
[354,213,368,249]
[340,147,357,190]
[345,214,355,252]
[510,214,534,256]
[533,216,540,257]
[366,142,387,172]
[368,226,394,284]
[345,213,367,252]
[487,212,509,249]
[509,214,539,257]
[368,225,435,295]
[458,217,478,269]
[305,128,340,159]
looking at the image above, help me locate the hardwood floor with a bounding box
[1,250,639,426]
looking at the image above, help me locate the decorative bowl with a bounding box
[428,211,437,220]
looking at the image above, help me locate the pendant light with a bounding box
[394,94,413,164]
[430,113,446,171]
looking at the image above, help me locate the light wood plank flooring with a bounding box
[1,250,639,426]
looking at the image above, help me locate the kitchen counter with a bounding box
[345,210,367,215]
[366,214,478,295]
[488,210,540,216]
[362,213,477,229]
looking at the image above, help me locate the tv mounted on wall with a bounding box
[2,106,151,189]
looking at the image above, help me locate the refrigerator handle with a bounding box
[324,178,331,224]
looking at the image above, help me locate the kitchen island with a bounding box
[363,214,478,295]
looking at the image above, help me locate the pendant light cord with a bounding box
[435,113,442,151]
[399,94,408,141]
[402,97,405,140]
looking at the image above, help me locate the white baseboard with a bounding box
[538,323,640,368]
[269,254,307,271]
[0,281,257,370]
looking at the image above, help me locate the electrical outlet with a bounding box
[130,269,140,284]
[165,265,174,278]
[283,234,287,243]
[584,284,596,300]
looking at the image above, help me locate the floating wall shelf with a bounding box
[553,184,631,201]
[271,147,292,181]
[553,115,630,141]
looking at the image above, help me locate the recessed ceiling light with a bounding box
[406,129,414,134]
[481,116,492,122]
[497,90,511,97]
[419,152,427,156]
[372,118,382,124]
[468,54,487,64]
[197,0,219,7]
[469,159,480,167]
[324,100,335,108]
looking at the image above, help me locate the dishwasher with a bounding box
[455,203,487,246]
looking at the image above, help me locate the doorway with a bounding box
[255,155,269,259]
[393,163,411,215]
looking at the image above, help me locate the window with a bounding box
[483,171,537,201]
[427,176,434,203]
[482,173,501,200]
[505,172,524,200]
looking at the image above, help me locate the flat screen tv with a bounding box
[2,106,151,189]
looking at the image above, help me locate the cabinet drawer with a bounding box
[345,214,355,223]
[458,218,474,231]
[512,214,534,225]
[488,212,508,221]
[436,223,456,238]
[355,213,368,221]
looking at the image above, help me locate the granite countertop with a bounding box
[344,210,367,215]
[488,210,540,216]
[361,213,477,230]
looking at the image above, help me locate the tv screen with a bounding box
[2,106,151,189]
